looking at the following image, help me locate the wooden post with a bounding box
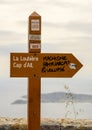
[28,11,41,130]
[10,11,83,130]
[28,77,40,130]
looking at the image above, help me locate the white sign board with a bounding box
[30,43,41,49]
[31,20,39,31]
[29,34,41,40]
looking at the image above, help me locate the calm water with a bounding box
[41,103,92,119]
[1,103,92,119]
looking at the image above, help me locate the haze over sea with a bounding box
[0,85,92,119]
[0,102,92,119]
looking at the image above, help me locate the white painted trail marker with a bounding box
[10,11,83,130]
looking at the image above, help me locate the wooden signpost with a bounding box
[10,11,83,130]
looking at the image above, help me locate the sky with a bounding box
[0,0,92,117]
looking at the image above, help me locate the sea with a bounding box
[0,103,92,119]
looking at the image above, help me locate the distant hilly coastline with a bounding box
[11,92,92,105]
[42,92,92,103]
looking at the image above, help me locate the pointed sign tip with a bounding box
[31,11,40,16]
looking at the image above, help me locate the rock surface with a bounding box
[0,117,92,130]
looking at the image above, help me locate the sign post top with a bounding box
[30,11,41,17]
[28,11,41,53]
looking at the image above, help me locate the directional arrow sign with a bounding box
[10,12,83,130]
[10,53,83,77]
